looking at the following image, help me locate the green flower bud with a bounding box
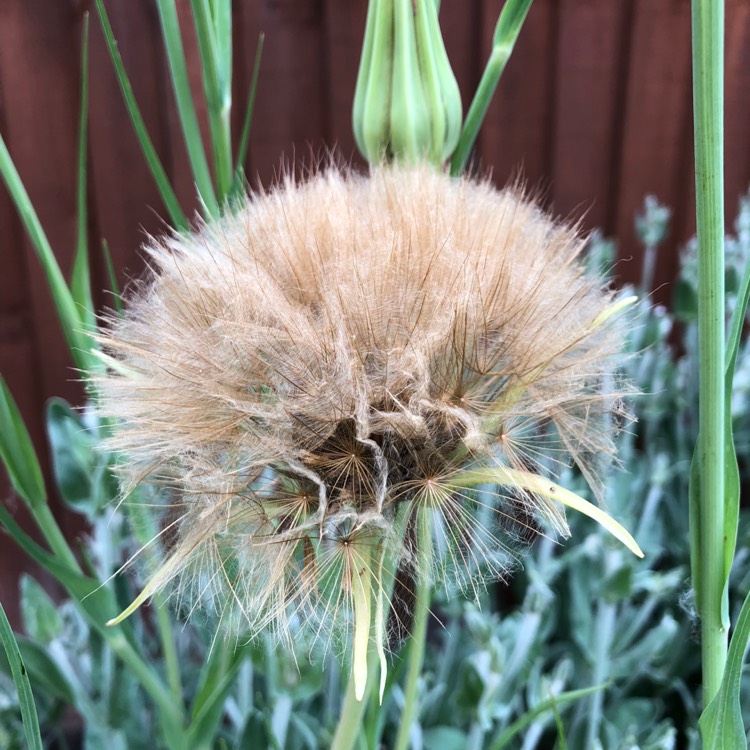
[353,0,463,166]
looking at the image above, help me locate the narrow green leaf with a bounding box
[234,33,264,188]
[0,377,46,509]
[449,0,534,175]
[488,684,608,750]
[0,137,90,372]
[211,0,232,93]
[699,587,750,749]
[93,0,189,230]
[191,0,233,201]
[550,693,568,750]
[156,0,219,217]
[101,239,123,315]
[71,13,96,336]
[0,604,43,750]
[719,253,750,626]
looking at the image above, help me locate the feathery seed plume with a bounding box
[96,164,640,700]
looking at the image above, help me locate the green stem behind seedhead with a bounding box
[690,0,728,708]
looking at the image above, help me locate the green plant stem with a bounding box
[71,13,96,335]
[330,663,370,750]
[449,0,533,175]
[393,510,431,750]
[692,0,727,706]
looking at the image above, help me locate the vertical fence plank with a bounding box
[88,0,177,295]
[613,0,692,295]
[239,0,329,186]
[323,0,367,166]
[0,127,48,628]
[477,0,556,194]
[0,0,83,407]
[551,0,632,232]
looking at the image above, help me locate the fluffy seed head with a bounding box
[96,165,631,660]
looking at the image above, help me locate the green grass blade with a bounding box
[234,33,264,190]
[71,13,96,336]
[0,604,43,750]
[100,239,123,315]
[488,684,608,750]
[699,586,750,749]
[449,0,533,175]
[156,0,219,217]
[0,137,91,372]
[93,0,189,230]
[191,0,233,202]
[0,376,46,510]
[550,693,568,750]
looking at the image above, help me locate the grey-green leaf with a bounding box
[0,376,46,509]
[20,576,63,644]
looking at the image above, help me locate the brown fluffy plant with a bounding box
[96,164,640,699]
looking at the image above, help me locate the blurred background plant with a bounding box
[0,1,748,749]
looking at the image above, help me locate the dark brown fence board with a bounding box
[242,0,329,186]
[0,0,83,411]
[88,0,175,292]
[440,0,483,133]
[614,0,693,295]
[551,0,632,232]
[323,0,367,164]
[478,0,557,194]
[0,0,85,622]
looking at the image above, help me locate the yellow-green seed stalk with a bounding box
[351,541,373,701]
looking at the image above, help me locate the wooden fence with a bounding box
[1,0,750,620]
